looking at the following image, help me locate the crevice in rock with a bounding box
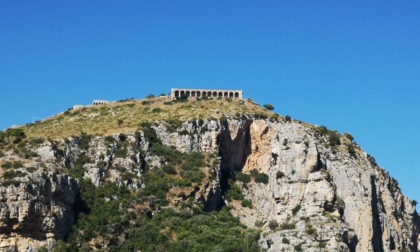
[409,211,420,252]
[260,126,269,137]
[204,120,252,211]
[342,230,358,252]
[371,175,384,252]
[389,235,395,250]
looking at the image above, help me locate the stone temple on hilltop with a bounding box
[170,88,243,99]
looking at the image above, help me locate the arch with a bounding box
[224,92,228,97]
[175,90,180,97]
[235,92,239,98]
[191,91,196,97]
[218,92,223,97]
[212,91,217,97]
[197,91,201,97]
[186,91,190,97]
[207,91,212,97]
[181,91,185,96]
[229,92,233,98]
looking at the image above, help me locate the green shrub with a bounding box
[0,151,4,157]
[105,135,115,144]
[141,100,151,105]
[284,115,291,122]
[26,167,37,173]
[1,161,13,169]
[318,242,327,248]
[314,126,328,136]
[162,165,177,175]
[268,220,278,230]
[152,108,162,113]
[328,131,341,146]
[263,104,274,111]
[146,94,155,98]
[254,172,269,184]
[279,222,296,230]
[3,169,26,180]
[163,101,173,105]
[367,154,377,166]
[236,172,251,183]
[344,132,354,142]
[96,161,107,169]
[12,161,23,169]
[166,119,183,132]
[29,138,45,145]
[179,129,189,135]
[241,199,252,208]
[115,147,128,158]
[0,128,26,144]
[255,220,264,227]
[282,238,290,244]
[294,243,303,251]
[306,224,317,237]
[117,119,124,127]
[225,180,244,201]
[276,171,284,179]
[77,132,92,150]
[347,143,356,158]
[292,205,301,216]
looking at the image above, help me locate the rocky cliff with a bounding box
[0,98,418,251]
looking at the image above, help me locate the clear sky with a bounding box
[1,1,419,201]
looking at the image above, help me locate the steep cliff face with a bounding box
[153,118,420,251]
[0,172,78,252]
[0,115,419,251]
[224,119,419,251]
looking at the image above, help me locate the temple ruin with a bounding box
[92,100,110,106]
[170,88,243,99]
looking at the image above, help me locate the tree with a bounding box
[117,119,124,128]
[344,132,354,142]
[328,131,341,146]
[263,104,274,111]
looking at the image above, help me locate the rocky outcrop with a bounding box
[144,118,420,251]
[223,119,420,252]
[0,173,78,252]
[0,117,418,251]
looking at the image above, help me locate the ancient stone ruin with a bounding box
[170,88,243,99]
[92,100,110,106]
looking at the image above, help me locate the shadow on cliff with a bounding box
[204,119,252,211]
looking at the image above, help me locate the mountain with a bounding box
[0,96,418,252]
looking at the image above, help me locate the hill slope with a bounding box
[0,96,418,251]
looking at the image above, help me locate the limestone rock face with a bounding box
[226,119,420,252]
[156,118,420,251]
[0,117,418,251]
[0,173,79,252]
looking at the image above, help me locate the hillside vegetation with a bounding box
[22,96,277,140]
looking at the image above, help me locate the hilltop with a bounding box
[23,96,276,140]
[0,95,419,252]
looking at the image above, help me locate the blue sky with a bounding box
[1,1,420,201]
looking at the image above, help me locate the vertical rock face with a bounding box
[0,117,418,251]
[219,119,419,252]
[151,118,420,251]
[0,173,79,252]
